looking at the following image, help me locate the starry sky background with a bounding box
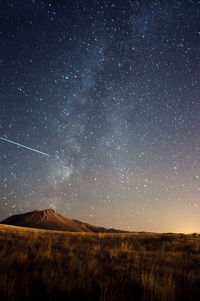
[0,0,199,233]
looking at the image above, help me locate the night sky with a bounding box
[1,0,199,233]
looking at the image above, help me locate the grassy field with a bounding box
[0,224,200,301]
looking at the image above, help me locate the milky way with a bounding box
[0,1,199,232]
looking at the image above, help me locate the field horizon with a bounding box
[2,208,198,235]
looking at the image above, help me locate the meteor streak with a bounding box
[0,136,51,157]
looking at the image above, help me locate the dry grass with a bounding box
[0,224,200,301]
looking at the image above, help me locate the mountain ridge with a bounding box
[0,209,127,233]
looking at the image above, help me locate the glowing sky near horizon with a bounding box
[0,0,200,233]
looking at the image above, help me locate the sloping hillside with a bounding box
[1,209,124,232]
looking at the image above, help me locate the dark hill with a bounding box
[1,209,125,233]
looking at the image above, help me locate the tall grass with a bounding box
[0,224,200,300]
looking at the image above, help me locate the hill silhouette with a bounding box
[0,209,125,232]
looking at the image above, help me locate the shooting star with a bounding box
[0,136,51,157]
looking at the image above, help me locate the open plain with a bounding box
[0,224,200,301]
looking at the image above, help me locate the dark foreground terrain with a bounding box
[0,224,200,301]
